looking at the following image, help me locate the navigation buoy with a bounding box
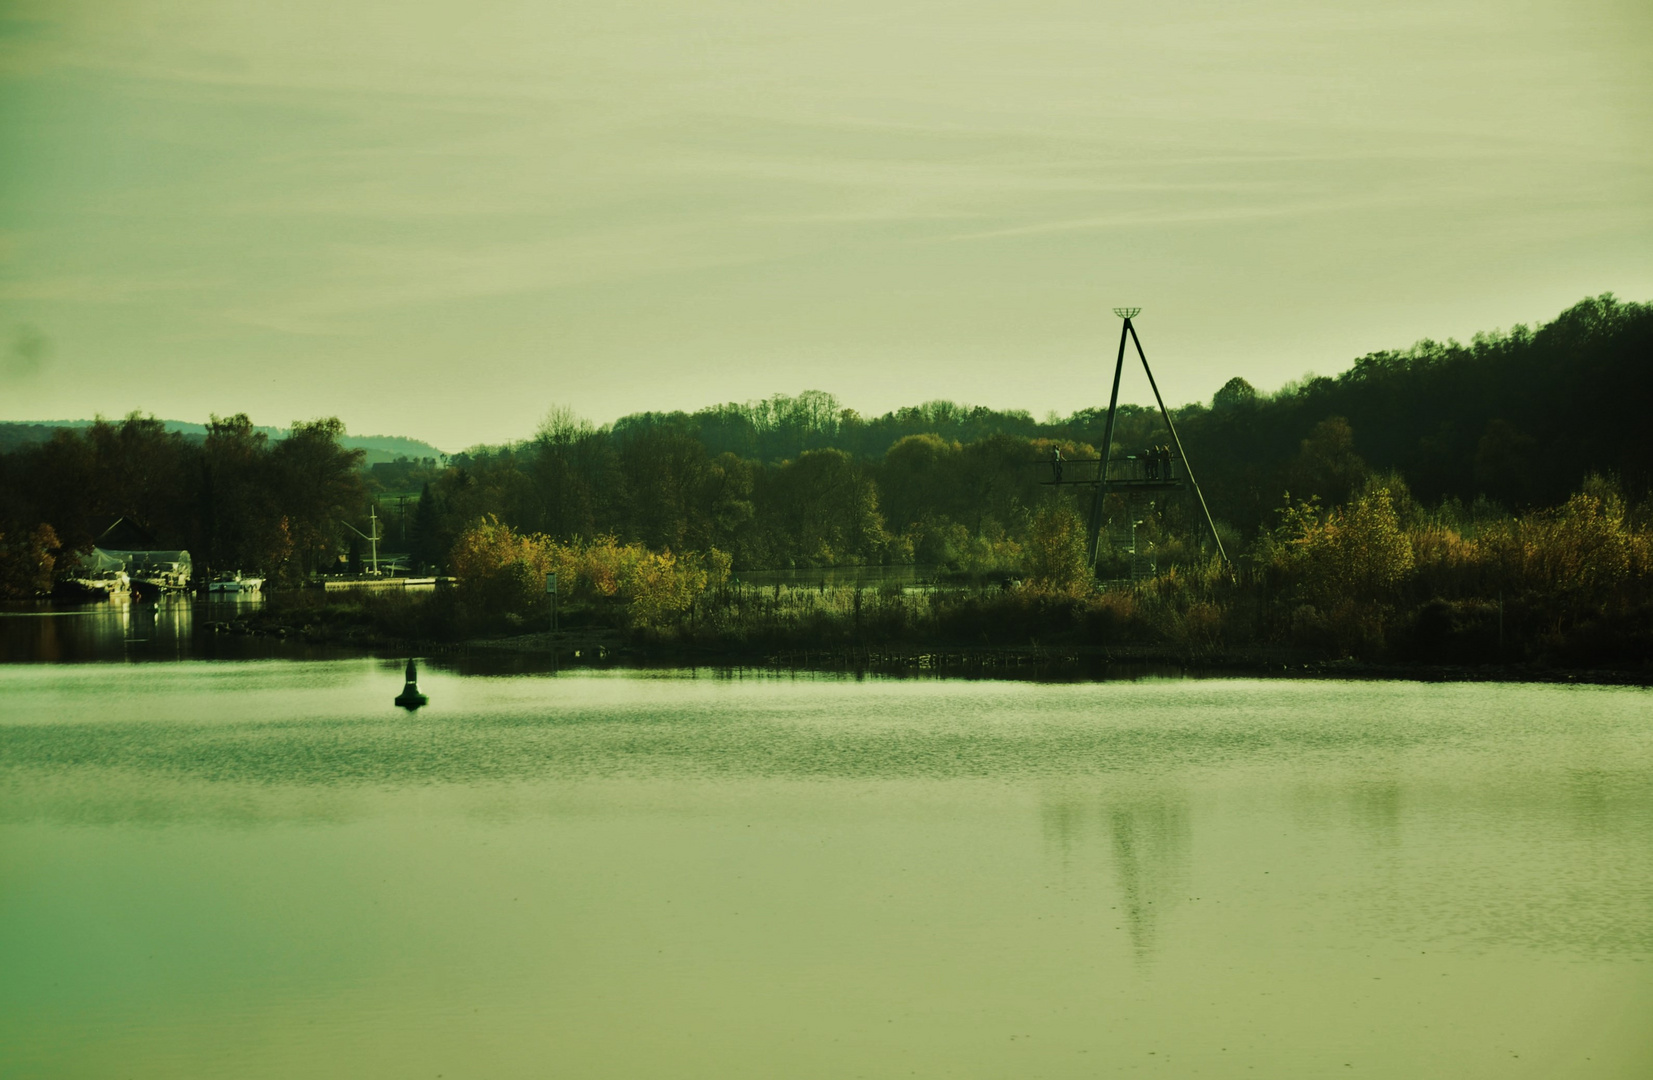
[394,657,429,710]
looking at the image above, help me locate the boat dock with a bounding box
[317,576,450,592]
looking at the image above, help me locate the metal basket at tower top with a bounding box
[1112,306,1141,319]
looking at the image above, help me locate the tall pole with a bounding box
[1126,322,1229,564]
[1087,319,1132,567]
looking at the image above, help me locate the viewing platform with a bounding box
[1038,454,1185,489]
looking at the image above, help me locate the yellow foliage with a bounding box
[1025,501,1091,594]
[449,517,731,629]
[1275,479,1651,627]
[449,515,557,614]
[1464,487,1645,610]
[1271,487,1413,605]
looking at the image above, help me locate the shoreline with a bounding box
[419,631,1653,686]
[11,595,1642,685]
[179,598,1653,684]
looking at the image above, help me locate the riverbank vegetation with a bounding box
[3,294,1650,672]
[242,463,1650,673]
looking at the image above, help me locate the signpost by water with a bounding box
[546,571,558,635]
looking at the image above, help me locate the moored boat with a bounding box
[105,550,193,593]
[207,573,264,594]
[55,571,131,601]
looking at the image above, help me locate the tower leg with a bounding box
[1126,322,1228,565]
[1087,319,1131,569]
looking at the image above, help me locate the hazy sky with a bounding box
[2,0,1649,450]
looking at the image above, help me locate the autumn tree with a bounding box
[0,524,60,597]
[1024,500,1091,593]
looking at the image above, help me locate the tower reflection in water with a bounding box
[1043,792,1191,961]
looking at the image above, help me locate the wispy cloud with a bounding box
[1,0,1647,443]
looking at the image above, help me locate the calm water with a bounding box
[0,595,347,665]
[1,659,1650,1078]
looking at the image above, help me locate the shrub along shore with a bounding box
[239,474,1653,682]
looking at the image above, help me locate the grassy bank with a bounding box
[235,571,1650,682]
[224,476,1652,681]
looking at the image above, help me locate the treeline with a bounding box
[423,424,1032,573]
[417,293,1651,571]
[1183,293,1653,531]
[0,418,445,463]
[2,294,1649,604]
[0,414,366,592]
[561,293,1653,521]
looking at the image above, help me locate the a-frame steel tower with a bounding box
[1041,308,1228,570]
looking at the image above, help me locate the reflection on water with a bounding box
[0,594,359,663]
[1,666,1650,1079]
[0,595,198,661]
[1041,795,1191,960]
[1107,801,1191,959]
[1349,777,1404,835]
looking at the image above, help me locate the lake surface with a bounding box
[1,660,1650,1078]
[0,595,298,664]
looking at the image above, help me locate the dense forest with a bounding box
[418,292,1652,571]
[2,294,1649,667]
[0,415,367,596]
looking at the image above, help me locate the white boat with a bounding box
[207,574,264,594]
[103,549,193,592]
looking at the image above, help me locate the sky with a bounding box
[1,0,1649,452]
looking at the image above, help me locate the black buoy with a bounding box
[394,657,429,710]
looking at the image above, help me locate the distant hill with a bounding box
[0,419,445,465]
[337,434,447,464]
